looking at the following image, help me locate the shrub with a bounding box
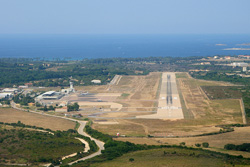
[180,142,186,146]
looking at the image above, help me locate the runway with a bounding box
[137,72,184,119]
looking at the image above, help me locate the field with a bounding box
[89,148,250,167]
[0,108,75,131]
[176,73,242,124]
[202,86,242,100]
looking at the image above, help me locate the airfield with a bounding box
[35,72,245,138]
[1,71,249,158]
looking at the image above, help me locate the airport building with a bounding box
[2,88,19,94]
[36,91,64,100]
[0,93,13,99]
[61,82,75,94]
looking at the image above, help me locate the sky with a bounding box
[0,0,250,34]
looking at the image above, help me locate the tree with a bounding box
[202,142,209,148]
[195,143,201,147]
[129,158,134,162]
[224,144,236,150]
[73,102,79,111]
[180,142,186,146]
[43,105,48,112]
[67,102,79,112]
[36,102,41,107]
[48,106,55,111]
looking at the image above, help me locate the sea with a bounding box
[0,34,249,60]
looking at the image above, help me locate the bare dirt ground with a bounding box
[92,72,163,136]
[0,108,75,131]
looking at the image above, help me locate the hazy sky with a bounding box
[0,0,249,34]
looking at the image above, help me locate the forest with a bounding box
[0,56,205,87]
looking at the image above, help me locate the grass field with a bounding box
[177,73,242,124]
[176,74,194,119]
[202,86,242,100]
[0,108,75,131]
[89,148,250,167]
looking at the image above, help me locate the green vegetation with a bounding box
[0,121,53,132]
[0,56,206,87]
[13,94,35,106]
[129,158,134,162]
[224,143,250,153]
[39,105,55,111]
[0,58,150,87]
[0,121,97,166]
[88,147,250,167]
[68,103,80,112]
[77,124,164,166]
[119,93,130,99]
[201,85,250,122]
[0,126,83,165]
[176,72,188,78]
[121,93,130,97]
[202,142,209,148]
[195,143,201,147]
[202,86,242,100]
[191,71,250,85]
[72,124,248,167]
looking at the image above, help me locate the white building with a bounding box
[91,80,101,84]
[61,81,75,94]
[2,88,19,94]
[0,93,13,99]
[232,62,248,67]
[231,62,248,72]
[36,91,64,100]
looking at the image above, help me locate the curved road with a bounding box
[69,121,105,165]
[10,102,105,166]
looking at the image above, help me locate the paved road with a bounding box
[68,121,105,165]
[10,102,105,166]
